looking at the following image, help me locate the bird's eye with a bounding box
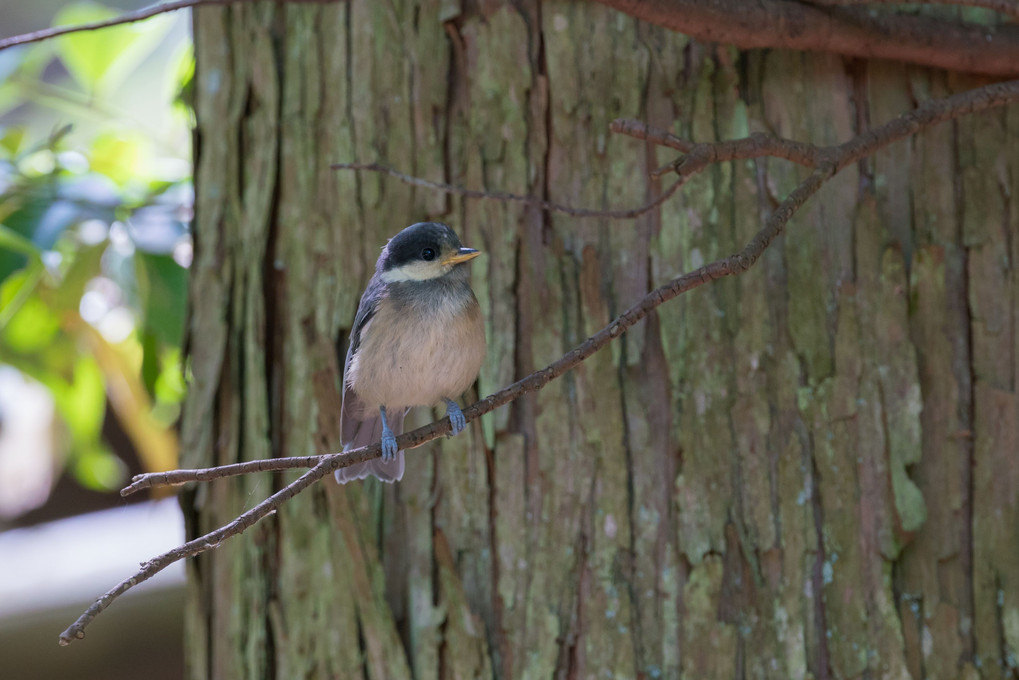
[421,248,436,261]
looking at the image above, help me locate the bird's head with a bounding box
[379,222,480,283]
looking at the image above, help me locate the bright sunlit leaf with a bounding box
[88,130,146,186]
[166,41,195,125]
[55,354,106,445]
[0,127,26,156]
[0,271,57,349]
[154,347,186,403]
[54,2,173,94]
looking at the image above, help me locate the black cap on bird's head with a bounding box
[379,222,480,283]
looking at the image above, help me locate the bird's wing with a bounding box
[340,276,384,450]
[336,275,407,483]
[345,275,386,369]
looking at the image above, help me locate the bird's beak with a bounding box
[444,247,481,265]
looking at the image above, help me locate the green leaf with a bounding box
[0,41,53,85]
[0,188,54,282]
[52,354,107,445]
[166,41,194,104]
[0,268,57,348]
[135,251,186,346]
[54,2,173,94]
[0,223,42,260]
[0,127,26,156]
[50,242,105,310]
[140,329,160,396]
[88,130,146,186]
[154,349,186,403]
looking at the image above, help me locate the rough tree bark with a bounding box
[183,1,1018,678]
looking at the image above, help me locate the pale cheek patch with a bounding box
[381,261,450,283]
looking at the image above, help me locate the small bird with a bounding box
[335,222,486,483]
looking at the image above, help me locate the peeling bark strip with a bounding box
[56,1,1019,679]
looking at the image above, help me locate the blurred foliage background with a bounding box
[0,1,192,525]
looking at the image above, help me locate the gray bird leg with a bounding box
[379,406,398,460]
[442,398,467,436]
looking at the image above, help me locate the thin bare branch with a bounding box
[59,460,326,645]
[122,457,319,495]
[607,119,695,152]
[607,122,837,177]
[331,162,685,219]
[60,77,1019,647]
[616,79,1019,179]
[0,0,335,52]
[1,0,210,51]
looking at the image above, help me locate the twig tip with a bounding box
[58,628,83,646]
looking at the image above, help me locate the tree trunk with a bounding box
[183,2,1019,678]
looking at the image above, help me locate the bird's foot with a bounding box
[443,398,467,436]
[380,428,398,461]
[379,406,399,461]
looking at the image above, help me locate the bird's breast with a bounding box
[347,287,484,412]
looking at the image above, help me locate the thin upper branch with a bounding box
[0,0,213,51]
[331,162,685,219]
[0,0,334,51]
[614,78,1019,177]
[52,78,1019,647]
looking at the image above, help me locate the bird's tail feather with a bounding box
[334,409,406,484]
